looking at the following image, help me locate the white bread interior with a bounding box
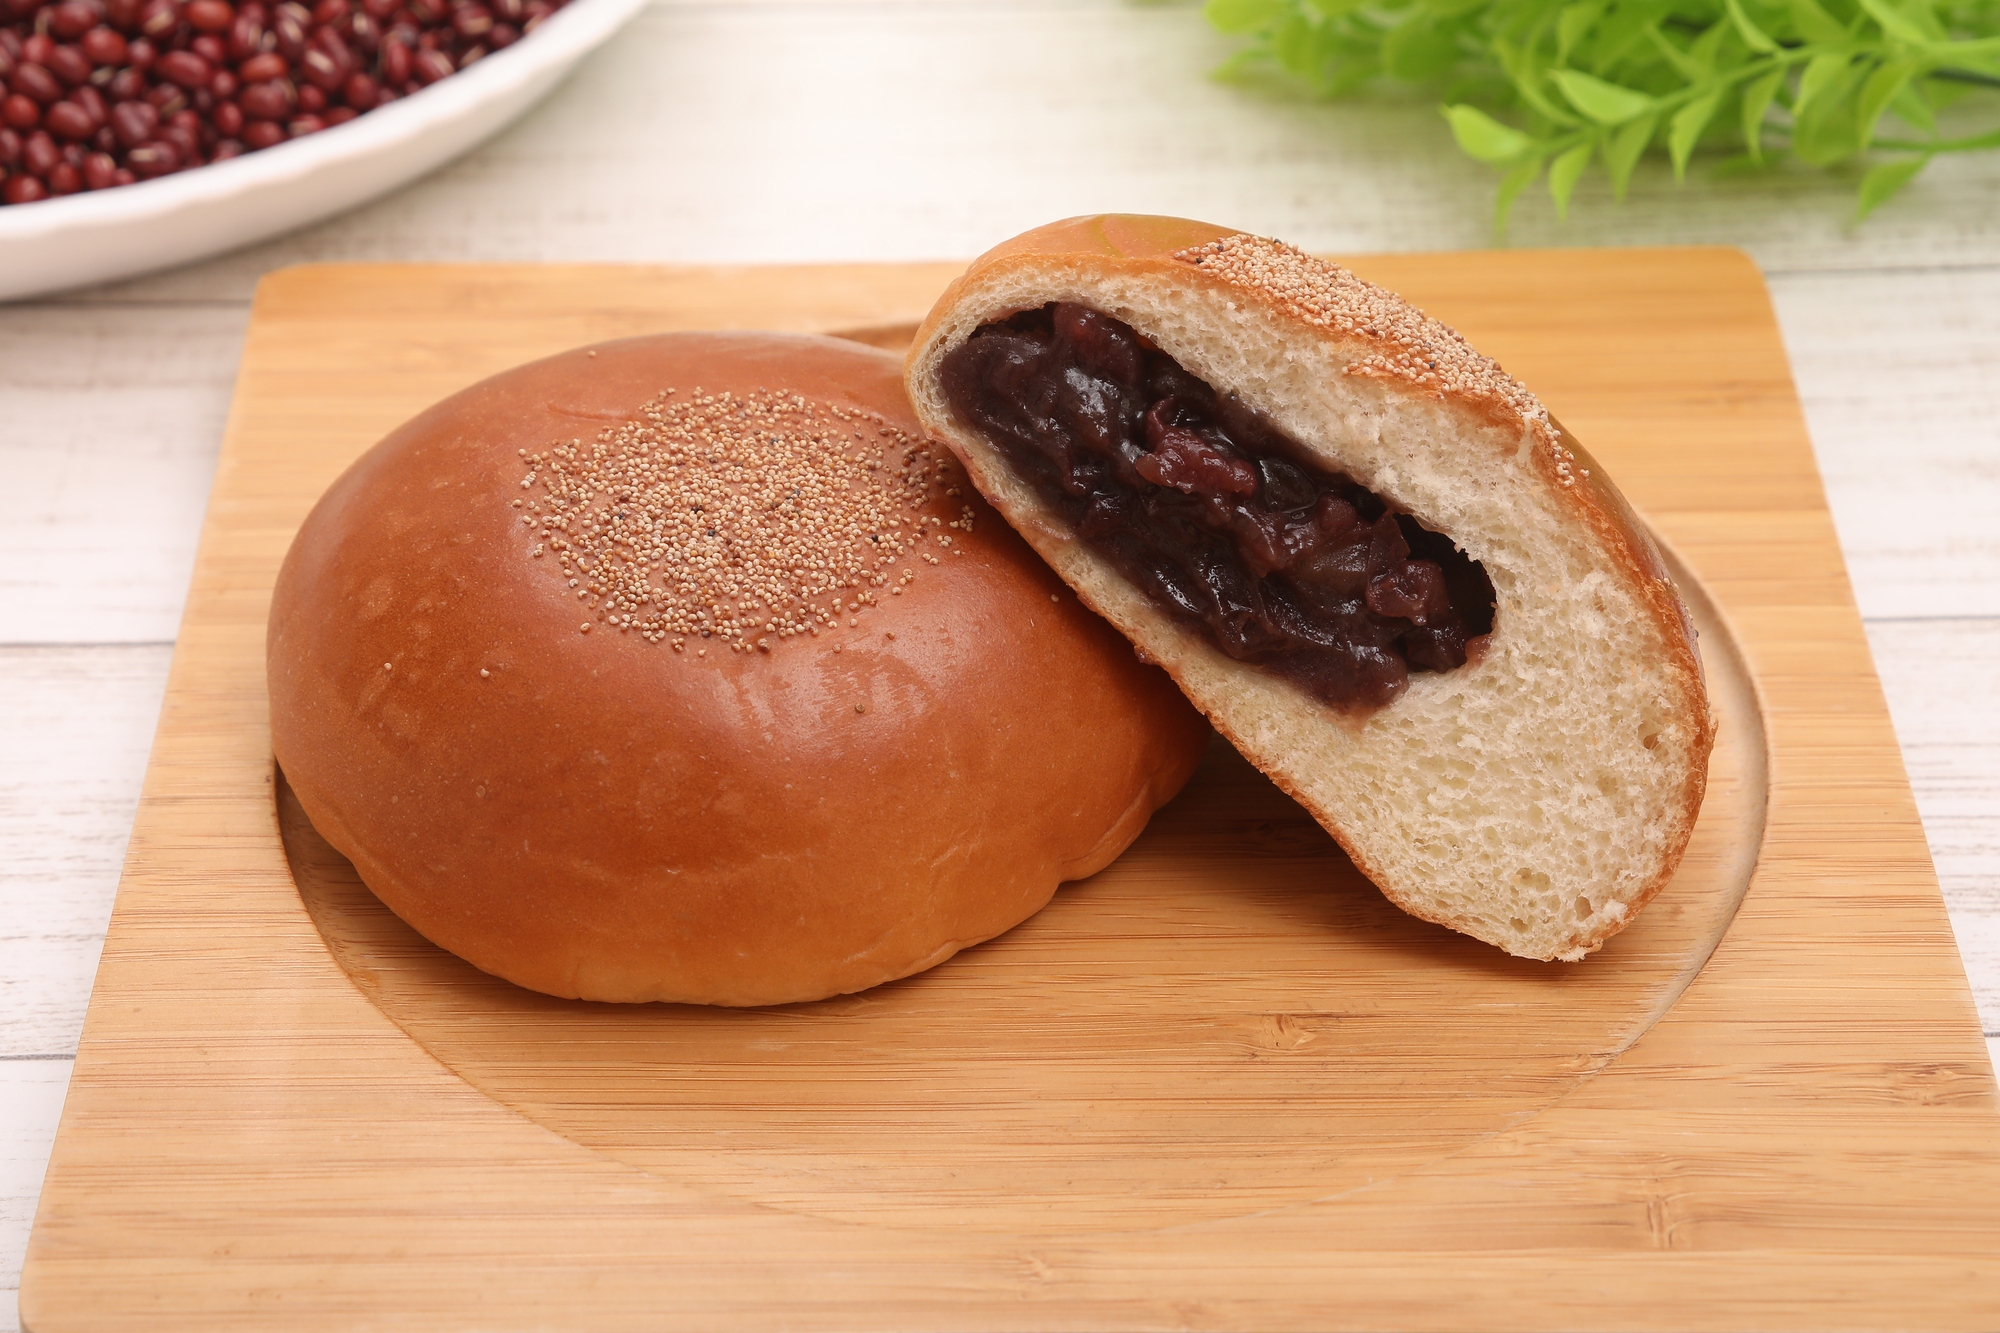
[906,221,1716,961]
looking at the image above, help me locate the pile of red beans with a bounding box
[0,0,570,204]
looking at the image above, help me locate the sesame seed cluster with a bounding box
[1172,234,1564,469]
[513,387,975,653]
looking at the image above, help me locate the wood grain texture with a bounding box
[1868,618,2000,1029]
[1769,267,2000,619]
[0,647,173,1057]
[0,306,244,643]
[19,251,2000,1330]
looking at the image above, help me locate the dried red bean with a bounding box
[236,50,283,80]
[236,76,285,116]
[78,23,121,61]
[104,64,138,97]
[47,0,94,37]
[12,60,61,101]
[157,116,195,157]
[293,79,320,109]
[410,44,447,82]
[376,33,405,82]
[338,67,370,106]
[187,30,220,61]
[107,95,150,142]
[209,133,238,156]
[311,0,345,21]
[345,9,372,47]
[49,43,90,83]
[43,96,88,135]
[72,80,104,119]
[285,109,320,134]
[0,124,16,160]
[206,66,230,95]
[184,0,228,28]
[80,144,112,182]
[123,35,153,67]
[240,115,278,145]
[124,135,173,173]
[154,47,205,85]
[21,125,56,170]
[226,12,260,57]
[143,81,181,111]
[297,44,340,87]
[89,121,109,147]
[0,45,12,76]
[136,0,175,38]
[2,92,39,125]
[207,91,235,131]
[449,2,485,37]
[3,171,46,201]
[485,21,511,47]
[21,33,53,62]
[322,101,351,123]
[272,1,307,54]
[0,27,19,54]
[103,0,138,28]
[47,156,79,190]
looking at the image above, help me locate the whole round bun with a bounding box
[905,215,1716,962]
[268,331,1208,1005]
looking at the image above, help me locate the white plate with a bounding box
[0,0,646,302]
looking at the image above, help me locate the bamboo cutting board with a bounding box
[22,251,2000,1330]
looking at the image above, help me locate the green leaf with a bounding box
[1493,36,1583,125]
[1444,103,1537,162]
[1588,0,1675,72]
[1205,0,1293,35]
[1856,59,1919,148]
[1646,24,1711,80]
[1300,0,1364,18]
[1788,0,1851,45]
[1605,112,1658,197]
[1689,20,1729,69]
[1271,13,1320,76]
[1494,154,1546,233]
[1556,0,1605,62]
[1669,90,1723,178]
[1890,80,1937,133]
[1547,140,1595,217]
[1855,154,1928,217]
[1384,17,1464,80]
[1725,0,1780,52]
[1554,69,1657,123]
[1856,0,1931,45]
[1740,67,1785,161]
[1794,52,1852,115]
[1793,60,1865,162]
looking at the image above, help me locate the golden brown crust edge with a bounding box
[908,215,1717,961]
[269,330,1210,1005]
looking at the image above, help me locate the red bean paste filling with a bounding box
[941,303,1495,712]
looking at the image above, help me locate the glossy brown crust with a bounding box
[910,216,1716,958]
[268,332,1209,1005]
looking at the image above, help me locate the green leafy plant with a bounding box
[1204,0,2000,223]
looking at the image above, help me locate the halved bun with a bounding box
[905,216,1716,961]
[269,331,1209,1005]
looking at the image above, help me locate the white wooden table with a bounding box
[3,2,1997,1326]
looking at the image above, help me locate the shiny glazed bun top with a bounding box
[269,332,1209,1006]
